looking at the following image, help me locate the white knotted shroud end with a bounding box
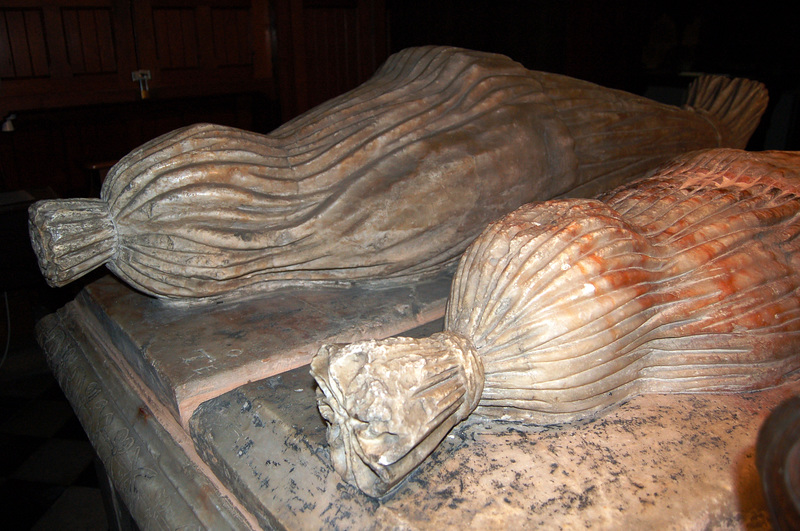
[310,331,485,497]
[28,198,118,287]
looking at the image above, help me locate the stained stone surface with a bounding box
[36,306,257,530]
[35,267,798,529]
[75,270,452,427]
[190,351,798,530]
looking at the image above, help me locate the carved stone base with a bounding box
[73,271,452,427]
[35,306,258,529]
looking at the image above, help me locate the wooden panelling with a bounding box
[272,0,387,121]
[303,6,360,105]
[0,1,137,114]
[0,1,274,115]
[2,0,388,119]
[0,7,50,78]
[301,0,387,110]
[0,92,280,197]
[151,7,200,70]
[211,6,252,66]
[61,7,118,74]
[132,0,269,99]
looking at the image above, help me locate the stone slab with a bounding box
[190,334,799,530]
[76,271,454,428]
[36,304,259,530]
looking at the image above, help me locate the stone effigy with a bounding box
[28,46,767,301]
[311,148,800,497]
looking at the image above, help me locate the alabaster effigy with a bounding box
[29,46,767,301]
[311,148,800,497]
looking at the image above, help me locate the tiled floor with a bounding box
[0,286,110,530]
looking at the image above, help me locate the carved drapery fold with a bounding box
[28,47,767,301]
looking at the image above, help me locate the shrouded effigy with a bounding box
[311,148,800,497]
[28,46,767,301]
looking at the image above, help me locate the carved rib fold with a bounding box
[313,148,800,496]
[310,332,483,497]
[684,75,768,149]
[27,46,766,300]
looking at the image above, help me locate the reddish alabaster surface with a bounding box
[313,148,800,497]
[448,148,800,423]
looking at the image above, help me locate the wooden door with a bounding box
[1,0,275,115]
[1,0,138,114]
[272,0,388,121]
[130,0,274,99]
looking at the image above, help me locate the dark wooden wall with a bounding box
[2,0,799,200]
[0,0,275,114]
[272,0,387,122]
[0,0,283,198]
[387,0,800,151]
[0,0,386,198]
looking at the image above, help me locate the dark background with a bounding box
[2,1,798,199]
[387,1,800,152]
[4,0,798,289]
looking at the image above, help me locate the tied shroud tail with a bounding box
[311,332,484,497]
[685,75,769,149]
[28,198,118,287]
